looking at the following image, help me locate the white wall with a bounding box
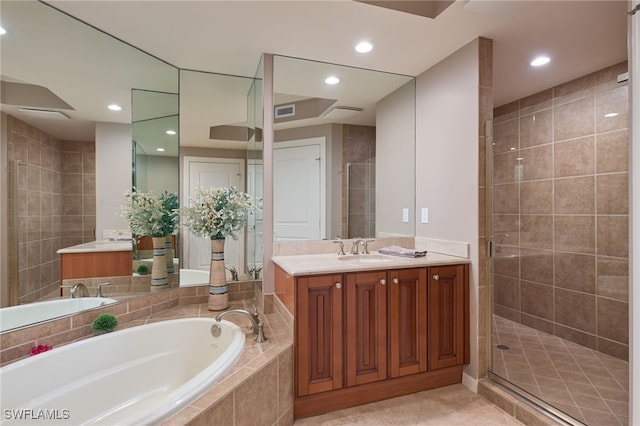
[95,122,132,239]
[145,156,179,194]
[376,80,416,237]
[415,39,480,380]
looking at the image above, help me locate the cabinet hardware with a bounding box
[335,282,342,289]
[392,278,399,284]
[433,274,440,281]
[380,279,386,285]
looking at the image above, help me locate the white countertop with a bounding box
[272,251,469,276]
[57,240,133,254]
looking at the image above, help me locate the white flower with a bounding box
[180,186,259,240]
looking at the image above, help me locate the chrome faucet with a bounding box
[215,308,267,342]
[62,283,89,298]
[95,282,111,297]
[351,239,365,255]
[333,240,346,255]
[225,265,238,281]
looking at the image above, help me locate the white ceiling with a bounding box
[0,0,629,147]
[46,0,628,105]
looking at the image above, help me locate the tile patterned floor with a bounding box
[492,315,629,425]
[294,384,524,425]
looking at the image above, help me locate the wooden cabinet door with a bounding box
[296,274,344,396]
[345,271,388,387]
[389,268,428,378]
[428,264,467,370]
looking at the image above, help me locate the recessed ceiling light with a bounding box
[107,104,122,111]
[325,76,340,85]
[165,130,177,135]
[0,26,6,35]
[156,148,165,152]
[530,56,551,67]
[604,112,619,118]
[355,41,374,53]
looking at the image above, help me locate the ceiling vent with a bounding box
[323,106,363,121]
[275,104,295,119]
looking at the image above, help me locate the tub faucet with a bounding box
[96,282,111,297]
[70,283,89,298]
[215,309,267,343]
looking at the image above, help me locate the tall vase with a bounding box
[164,235,174,274]
[151,236,169,287]
[208,238,228,310]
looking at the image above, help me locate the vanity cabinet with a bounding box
[296,274,344,396]
[283,262,469,418]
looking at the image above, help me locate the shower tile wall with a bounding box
[7,116,96,303]
[342,124,375,238]
[492,61,629,361]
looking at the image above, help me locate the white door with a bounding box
[273,137,325,241]
[183,157,244,273]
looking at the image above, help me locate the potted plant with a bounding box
[181,186,258,310]
[91,313,119,334]
[136,263,150,275]
[122,190,178,286]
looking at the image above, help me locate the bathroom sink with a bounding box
[338,254,394,264]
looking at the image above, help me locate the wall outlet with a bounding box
[402,208,409,223]
[421,208,429,224]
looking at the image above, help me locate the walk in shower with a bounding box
[487,62,629,425]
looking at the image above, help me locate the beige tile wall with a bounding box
[492,61,629,360]
[6,116,96,304]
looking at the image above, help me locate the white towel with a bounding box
[378,246,427,258]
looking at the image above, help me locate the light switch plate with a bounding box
[421,208,429,224]
[402,208,409,223]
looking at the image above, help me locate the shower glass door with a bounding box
[487,64,630,426]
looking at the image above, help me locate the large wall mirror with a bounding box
[0,1,178,329]
[273,55,415,241]
[179,68,263,280]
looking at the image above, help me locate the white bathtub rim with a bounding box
[1,318,245,426]
[0,297,118,333]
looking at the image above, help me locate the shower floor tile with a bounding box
[492,315,628,425]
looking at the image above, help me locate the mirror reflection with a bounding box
[273,55,416,240]
[0,1,179,331]
[178,69,263,281]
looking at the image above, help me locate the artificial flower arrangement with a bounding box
[121,190,179,237]
[180,186,258,240]
[29,344,52,356]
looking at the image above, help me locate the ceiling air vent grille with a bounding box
[275,104,295,118]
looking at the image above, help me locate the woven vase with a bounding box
[208,238,228,310]
[151,236,169,286]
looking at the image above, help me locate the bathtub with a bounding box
[0,297,118,333]
[179,268,210,287]
[0,318,245,425]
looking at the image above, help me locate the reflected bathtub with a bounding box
[179,268,209,287]
[0,297,117,333]
[0,317,244,425]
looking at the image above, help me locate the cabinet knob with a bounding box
[392,278,399,284]
[433,274,440,281]
[380,279,386,285]
[335,282,342,289]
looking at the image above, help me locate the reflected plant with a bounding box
[181,186,258,240]
[121,190,178,237]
